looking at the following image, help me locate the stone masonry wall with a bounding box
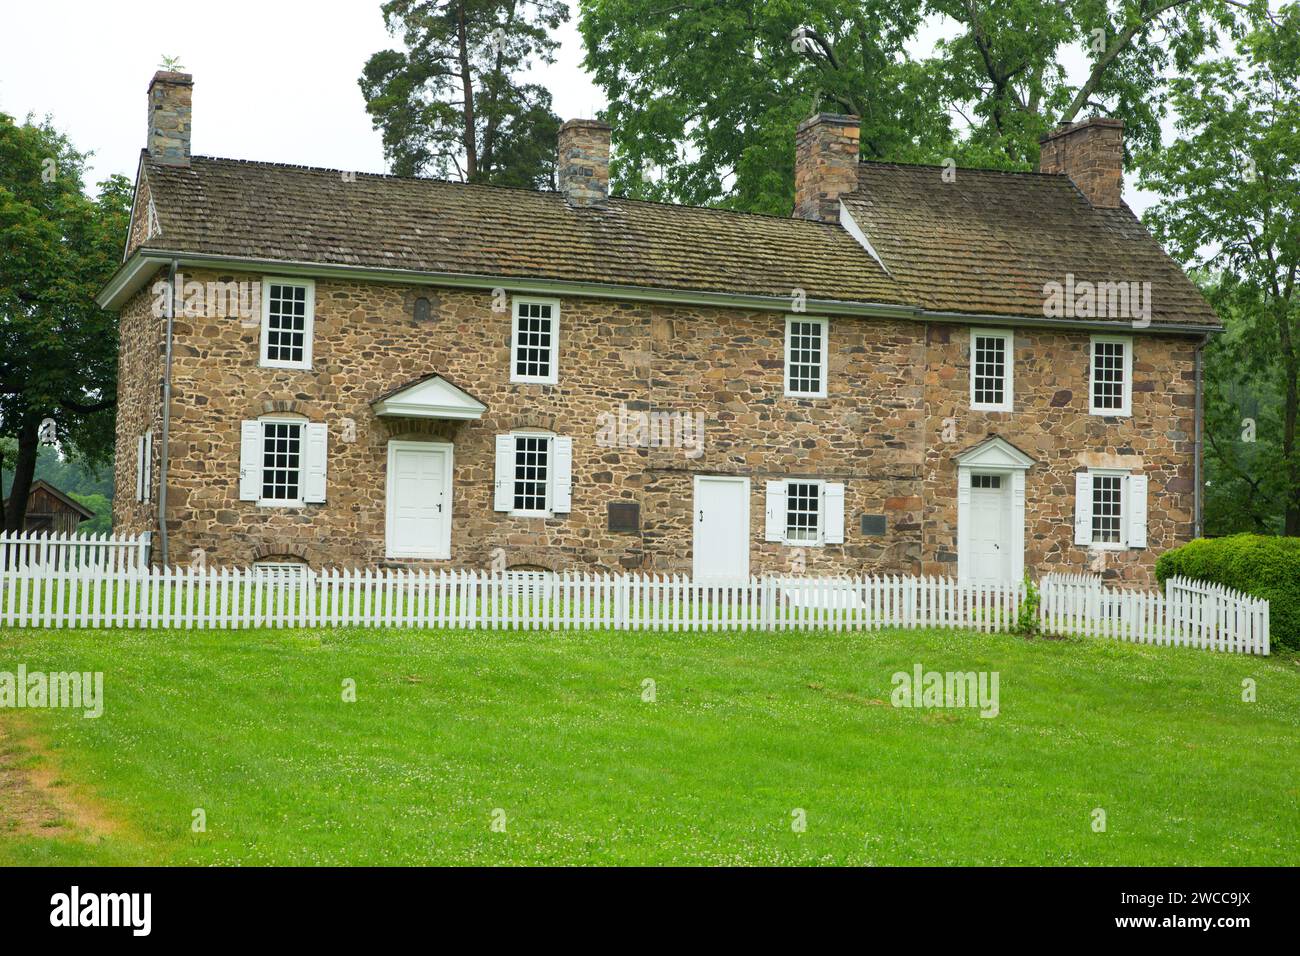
[115,267,1198,585]
[111,265,165,538]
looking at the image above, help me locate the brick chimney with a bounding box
[558,119,611,207]
[1038,118,1124,208]
[147,70,193,166]
[794,113,860,222]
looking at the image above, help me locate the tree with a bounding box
[360,0,569,187]
[1138,6,1300,534]
[579,0,1257,212]
[0,112,131,531]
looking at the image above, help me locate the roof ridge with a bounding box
[857,158,1067,180]
[162,155,844,229]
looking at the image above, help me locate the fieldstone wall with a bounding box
[111,265,165,538]
[113,268,1198,585]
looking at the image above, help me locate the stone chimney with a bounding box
[794,113,860,222]
[147,70,193,166]
[1038,118,1124,208]
[558,119,611,207]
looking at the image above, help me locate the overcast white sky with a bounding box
[2,0,1216,216]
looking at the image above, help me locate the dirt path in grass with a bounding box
[0,718,121,840]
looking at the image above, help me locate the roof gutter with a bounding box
[97,248,1225,337]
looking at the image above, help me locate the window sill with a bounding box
[508,510,553,519]
[784,391,828,400]
[257,500,306,509]
[781,538,824,548]
[971,403,1013,413]
[259,360,313,372]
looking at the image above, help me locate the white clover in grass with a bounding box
[1091,807,1107,833]
[1242,677,1256,703]
[191,808,206,833]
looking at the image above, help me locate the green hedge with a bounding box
[1156,535,1300,650]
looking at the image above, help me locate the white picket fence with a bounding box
[0,530,152,571]
[1039,573,1270,654]
[0,564,1270,654]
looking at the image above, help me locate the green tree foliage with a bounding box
[1138,6,1300,535]
[0,112,131,531]
[578,0,1254,213]
[360,0,569,187]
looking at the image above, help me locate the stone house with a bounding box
[100,71,1220,584]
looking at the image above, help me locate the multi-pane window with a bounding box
[512,299,558,383]
[261,421,303,504]
[785,482,822,543]
[261,280,313,369]
[971,331,1012,410]
[1091,473,1124,545]
[786,317,828,397]
[1090,337,1131,415]
[513,435,550,512]
[971,474,1002,489]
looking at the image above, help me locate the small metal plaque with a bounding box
[608,502,640,532]
[860,514,887,536]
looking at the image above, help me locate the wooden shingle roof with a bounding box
[139,156,906,305]
[127,153,1218,328]
[842,162,1219,327]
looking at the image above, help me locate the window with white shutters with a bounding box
[1075,469,1148,549]
[239,417,328,507]
[493,432,572,515]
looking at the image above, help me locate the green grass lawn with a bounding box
[1,624,1296,865]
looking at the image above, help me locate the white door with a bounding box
[693,476,750,581]
[967,474,1011,582]
[386,441,452,559]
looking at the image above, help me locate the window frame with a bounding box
[783,478,825,546]
[257,416,307,509]
[784,316,829,398]
[969,328,1014,412]
[508,430,554,517]
[259,277,316,371]
[1088,468,1129,550]
[510,297,561,385]
[1088,334,1133,417]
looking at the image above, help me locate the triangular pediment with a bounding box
[954,435,1035,470]
[370,374,487,420]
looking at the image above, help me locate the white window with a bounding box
[785,317,828,397]
[511,298,559,384]
[135,431,153,502]
[765,480,845,545]
[1089,335,1132,416]
[1073,470,1148,549]
[493,432,572,515]
[260,278,315,370]
[239,417,327,506]
[970,329,1013,411]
